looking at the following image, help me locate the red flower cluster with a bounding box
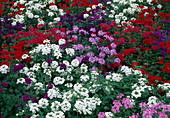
[162,62,170,74]
[143,39,154,45]
[123,47,136,56]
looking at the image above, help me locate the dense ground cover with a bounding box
[0,0,170,118]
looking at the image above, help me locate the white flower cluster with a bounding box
[47,87,62,99]
[65,48,75,56]
[46,111,65,118]
[121,65,143,77]
[158,83,170,98]
[74,97,102,115]
[0,64,10,74]
[106,73,123,82]
[53,77,65,85]
[28,98,49,114]
[74,83,89,97]
[50,99,72,113]
[147,96,158,107]
[131,77,152,99]
[10,0,65,26]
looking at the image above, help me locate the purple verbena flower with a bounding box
[99,52,105,58]
[92,66,98,71]
[1,82,8,87]
[75,57,83,63]
[23,94,30,102]
[32,97,38,103]
[46,58,52,64]
[103,47,110,54]
[0,88,3,92]
[25,78,31,84]
[98,58,105,65]
[87,52,93,57]
[114,58,121,63]
[23,116,29,118]
[73,25,79,33]
[47,83,53,89]
[110,43,117,49]
[43,92,49,99]
[89,57,96,63]
[72,35,78,39]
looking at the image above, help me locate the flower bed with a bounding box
[0,0,170,118]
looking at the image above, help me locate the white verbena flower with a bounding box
[51,101,61,111]
[71,59,79,67]
[58,38,66,45]
[53,77,65,85]
[61,100,71,112]
[38,98,49,108]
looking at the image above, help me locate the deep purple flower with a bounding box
[23,116,29,118]
[43,92,48,99]
[163,30,167,34]
[165,37,169,40]
[16,105,23,110]
[160,50,166,55]
[77,19,82,23]
[98,20,102,24]
[25,78,31,84]
[1,82,8,87]
[59,63,66,70]
[100,12,105,17]
[165,20,170,23]
[156,30,161,35]
[13,65,19,72]
[154,40,159,45]
[6,39,12,44]
[68,20,73,26]
[104,72,110,76]
[18,63,24,69]
[48,53,52,55]
[0,88,3,92]
[0,114,2,118]
[159,38,164,42]
[47,83,53,89]
[96,6,100,9]
[32,97,38,103]
[23,94,30,102]
[81,56,89,63]
[46,58,52,64]
[159,34,164,38]
[102,7,106,10]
